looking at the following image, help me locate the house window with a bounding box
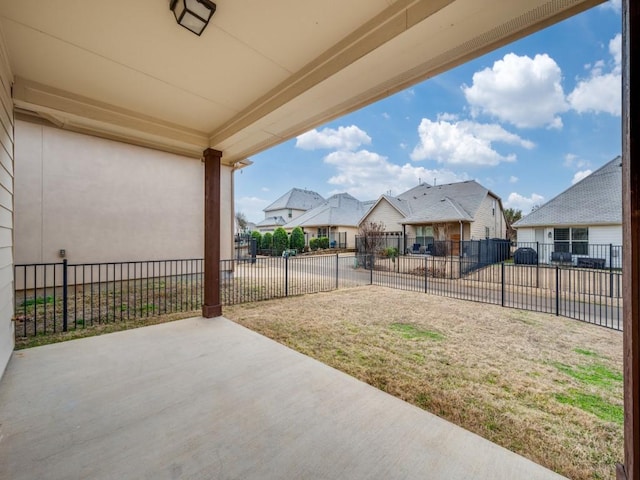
[317,227,328,237]
[485,227,490,238]
[492,199,496,216]
[554,227,588,255]
[288,209,292,218]
[415,226,434,248]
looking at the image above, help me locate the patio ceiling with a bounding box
[0,0,603,164]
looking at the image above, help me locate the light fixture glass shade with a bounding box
[170,0,216,36]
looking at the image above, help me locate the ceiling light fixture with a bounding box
[170,0,217,36]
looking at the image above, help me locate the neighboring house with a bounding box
[257,188,324,232]
[513,156,622,267]
[285,193,375,249]
[360,180,507,254]
[255,215,287,233]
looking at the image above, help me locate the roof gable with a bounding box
[397,181,489,223]
[264,188,325,212]
[285,193,373,228]
[513,157,622,228]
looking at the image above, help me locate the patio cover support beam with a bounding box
[620,1,640,479]
[203,148,223,318]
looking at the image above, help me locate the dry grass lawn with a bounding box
[224,286,623,480]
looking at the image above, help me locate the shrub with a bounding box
[309,238,319,251]
[273,227,289,256]
[383,247,399,258]
[290,227,305,252]
[318,236,330,249]
[250,230,262,249]
[262,232,273,250]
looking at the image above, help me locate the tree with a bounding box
[357,221,386,254]
[432,223,451,256]
[250,230,262,249]
[357,221,386,269]
[504,208,522,241]
[290,227,305,252]
[272,227,289,256]
[262,232,273,251]
[235,211,248,233]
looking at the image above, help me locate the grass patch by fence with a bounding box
[224,286,623,480]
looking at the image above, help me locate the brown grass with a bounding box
[223,286,623,480]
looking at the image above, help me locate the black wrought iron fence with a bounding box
[14,251,623,339]
[14,259,204,338]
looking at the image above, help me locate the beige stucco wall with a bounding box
[15,118,235,265]
[0,36,13,377]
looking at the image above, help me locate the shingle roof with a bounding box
[255,216,286,228]
[396,181,492,224]
[285,193,374,228]
[513,156,622,228]
[263,188,325,212]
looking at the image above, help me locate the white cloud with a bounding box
[600,0,621,13]
[410,118,533,166]
[235,196,270,224]
[323,149,468,199]
[382,112,390,120]
[563,153,590,170]
[260,187,270,192]
[572,169,593,184]
[568,34,621,116]
[509,176,518,184]
[437,112,458,122]
[463,53,568,129]
[505,192,545,212]
[296,125,371,151]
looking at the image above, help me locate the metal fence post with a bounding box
[62,259,68,332]
[335,253,339,290]
[370,255,373,285]
[609,243,614,298]
[424,255,428,293]
[535,241,540,288]
[555,266,560,316]
[501,262,505,307]
[285,254,289,297]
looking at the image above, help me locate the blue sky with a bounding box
[236,1,622,224]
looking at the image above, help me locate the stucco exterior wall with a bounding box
[0,38,13,377]
[470,194,506,239]
[15,119,234,265]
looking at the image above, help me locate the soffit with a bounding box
[0,0,604,163]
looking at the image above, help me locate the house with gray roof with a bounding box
[257,188,325,232]
[284,193,375,249]
[360,180,506,254]
[513,156,622,266]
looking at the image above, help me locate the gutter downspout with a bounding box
[459,220,463,259]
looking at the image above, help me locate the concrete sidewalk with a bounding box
[0,317,566,479]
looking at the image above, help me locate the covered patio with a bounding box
[1,0,639,478]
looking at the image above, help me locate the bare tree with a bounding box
[358,221,386,254]
[235,211,248,234]
[504,208,522,241]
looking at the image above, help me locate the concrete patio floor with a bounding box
[0,316,566,480]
